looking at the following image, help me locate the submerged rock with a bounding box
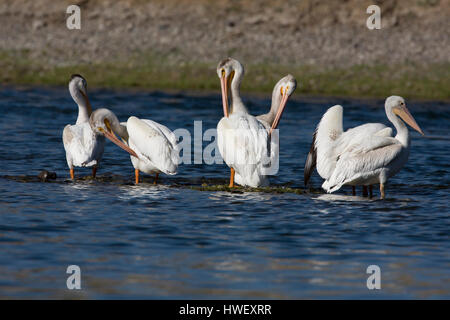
[38,170,57,182]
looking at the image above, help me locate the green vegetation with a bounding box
[1,50,449,100]
[3,173,324,195]
[189,184,312,195]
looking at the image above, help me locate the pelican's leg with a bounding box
[154,173,159,185]
[362,186,368,197]
[352,186,356,196]
[135,169,140,185]
[70,168,74,180]
[380,183,385,200]
[92,166,97,178]
[369,185,373,198]
[229,168,235,188]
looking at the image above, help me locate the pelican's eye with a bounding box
[280,87,284,95]
[221,69,225,77]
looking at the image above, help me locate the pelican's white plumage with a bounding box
[62,74,105,179]
[90,109,179,184]
[305,96,423,198]
[216,58,295,187]
[217,112,270,187]
[127,117,179,176]
[63,122,104,168]
[313,106,390,182]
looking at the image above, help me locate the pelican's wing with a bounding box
[141,119,180,167]
[141,119,178,147]
[374,127,393,137]
[323,135,401,192]
[62,123,104,167]
[313,105,344,181]
[345,123,388,136]
[63,124,74,148]
[320,122,391,176]
[127,117,178,174]
[332,123,390,158]
[304,130,317,186]
[308,105,393,188]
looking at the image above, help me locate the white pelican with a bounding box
[257,74,297,132]
[305,121,389,196]
[216,58,295,187]
[90,108,179,184]
[62,74,105,179]
[304,96,423,199]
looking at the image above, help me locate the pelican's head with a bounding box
[275,74,297,99]
[217,58,244,117]
[90,108,138,158]
[69,74,88,102]
[269,74,297,132]
[69,74,87,92]
[90,108,120,135]
[385,96,424,135]
[216,58,244,79]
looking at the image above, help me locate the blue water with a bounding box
[0,86,449,299]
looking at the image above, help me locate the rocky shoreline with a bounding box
[0,0,449,98]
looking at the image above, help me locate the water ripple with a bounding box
[0,87,448,299]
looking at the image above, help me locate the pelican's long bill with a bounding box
[394,106,424,135]
[269,87,290,136]
[100,128,139,159]
[220,73,229,118]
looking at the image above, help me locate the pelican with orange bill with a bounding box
[216,58,296,188]
[90,108,179,185]
[304,95,424,199]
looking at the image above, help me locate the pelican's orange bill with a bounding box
[394,106,424,135]
[220,75,229,117]
[103,130,139,158]
[269,88,290,136]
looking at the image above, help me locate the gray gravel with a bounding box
[1,0,449,67]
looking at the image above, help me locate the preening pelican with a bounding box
[63,74,105,179]
[216,58,295,187]
[304,96,423,199]
[90,108,179,184]
[257,74,297,132]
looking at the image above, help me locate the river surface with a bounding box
[0,86,449,299]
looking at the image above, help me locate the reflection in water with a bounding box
[316,194,378,202]
[208,190,277,203]
[117,185,172,200]
[0,88,449,299]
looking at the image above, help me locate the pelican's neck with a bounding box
[116,123,130,143]
[229,69,248,115]
[74,93,92,125]
[258,85,281,126]
[76,105,91,125]
[387,109,409,147]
